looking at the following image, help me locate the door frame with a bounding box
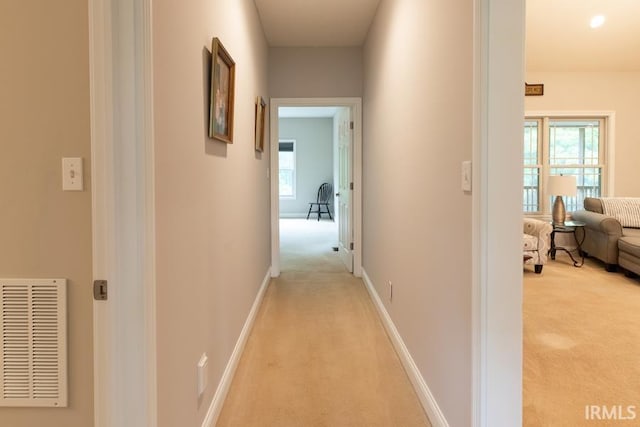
[472,0,524,425]
[270,98,363,278]
[89,0,157,426]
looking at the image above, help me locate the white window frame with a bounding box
[278,139,296,199]
[524,111,615,217]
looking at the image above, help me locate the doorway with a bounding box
[270,98,362,278]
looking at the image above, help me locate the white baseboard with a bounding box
[361,268,449,427]
[201,268,272,427]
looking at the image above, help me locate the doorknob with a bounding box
[336,192,340,197]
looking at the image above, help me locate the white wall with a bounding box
[525,71,640,197]
[363,1,473,426]
[269,47,363,98]
[0,1,94,426]
[279,118,334,217]
[152,1,270,426]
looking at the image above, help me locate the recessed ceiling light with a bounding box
[590,15,605,28]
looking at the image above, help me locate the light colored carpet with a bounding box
[216,219,430,427]
[524,254,640,426]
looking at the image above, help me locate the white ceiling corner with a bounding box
[526,0,640,72]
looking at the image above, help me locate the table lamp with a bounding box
[547,175,577,226]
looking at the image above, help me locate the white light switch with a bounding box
[62,157,83,191]
[462,161,472,192]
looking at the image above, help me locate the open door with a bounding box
[336,107,353,272]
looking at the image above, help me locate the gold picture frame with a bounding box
[209,37,236,143]
[254,96,266,152]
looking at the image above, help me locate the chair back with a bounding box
[317,183,333,203]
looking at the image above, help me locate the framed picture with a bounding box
[525,83,544,96]
[254,96,266,152]
[209,37,236,143]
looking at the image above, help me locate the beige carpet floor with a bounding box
[216,219,430,427]
[524,254,640,426]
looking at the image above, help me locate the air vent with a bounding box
[0,279,67,407]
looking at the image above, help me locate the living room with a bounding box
[523,0,640,425]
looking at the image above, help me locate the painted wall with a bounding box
[152,0,270,426]
[0,1,93,426]
[525,71,640,197]
[362,1,473,426]
[269,47,363,98]
[279,118,334,217]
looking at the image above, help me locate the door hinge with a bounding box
[93,280,108,301]
[350,121,354,130]
[350,242,354,251]
[350,182,354,190]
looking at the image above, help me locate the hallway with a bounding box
[216,219,430,426]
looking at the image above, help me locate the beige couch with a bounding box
[523,218,552,274]
[572,197,640,273]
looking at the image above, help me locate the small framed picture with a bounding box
[254,96,267,152]
[525,83,544,96]
[209,37,236,143]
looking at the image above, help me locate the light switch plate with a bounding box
[62,157,83,191]
[462,161,472,192]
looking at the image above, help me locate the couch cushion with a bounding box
[619,237,640,258]
[601,198,640,228]
[624,228,640,238]
[523,233,538,251]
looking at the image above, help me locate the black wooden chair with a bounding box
[307,183,333,221]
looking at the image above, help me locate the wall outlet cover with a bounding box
[197,353,208,397]
[462,161,472,192]
[62,157,83,191]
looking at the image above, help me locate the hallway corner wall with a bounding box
[362,0,473,425]
[152,1,270,425]
[0,1,94,426]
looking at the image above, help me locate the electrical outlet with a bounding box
[197,353,208,397]
[462,160,472,192]
[388,281,393,302]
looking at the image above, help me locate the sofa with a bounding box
[523,218,552,274]
[572,197,640,274]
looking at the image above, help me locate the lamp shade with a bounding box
[547,175,577,197]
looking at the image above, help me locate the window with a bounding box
[523,117,607,214]
[523,120,541,212]
[279,140,296,198]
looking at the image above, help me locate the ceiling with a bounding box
[253,0,640,71]
[254,0,381,47]
[526,0,640,71]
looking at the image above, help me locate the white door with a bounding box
[337,108,353,272]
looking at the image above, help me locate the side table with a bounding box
[549,220,586,267]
